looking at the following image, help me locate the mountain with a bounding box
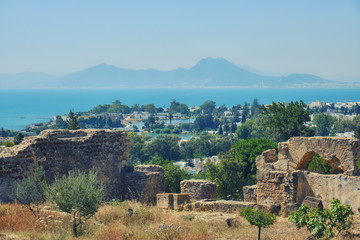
[0,58,344,89]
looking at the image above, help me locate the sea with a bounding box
[1,88,360,130]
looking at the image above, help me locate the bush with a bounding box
[3,141,14,147]
[241,207,276,240]
[308,153,333,174]
[12,167,47,218]
[288,198,353,239]
[48,169,104,236]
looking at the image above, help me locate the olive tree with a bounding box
[48,169,104,236]
[12,167,47,218]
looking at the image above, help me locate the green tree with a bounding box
[250,98,261,119]
[146,135,181,161]
[12,167,47,218]
[14,133,24,145]
[1,128,8,137]
[261,101,312,141]
[164,164,190,193]
[313,114,335,136]
[147,156,190,193]
[289,198,353,239]
[48,169,104,236]
[200,100,216,115]
[206,138,277,200]
[354,125,360,139]
[241,207,276,240]
[53,115,68,129]
[67,110,80,130]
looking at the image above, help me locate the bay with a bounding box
[1,88,359,130]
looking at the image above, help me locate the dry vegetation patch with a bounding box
[0,201,357,240]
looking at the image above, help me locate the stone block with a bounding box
[157,193,174,210]
[302,196,323,210]
[181,180,216,200]
[243,185,257,203]
[173,193,191,210]
[257,198,281,215]
[191,200,256,213]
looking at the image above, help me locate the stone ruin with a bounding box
[244,136,360,215]
[0,129,164,204]
[156,136,360,216]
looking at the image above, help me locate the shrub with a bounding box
[241,207,276,240]
[12,167,47,218]
[3,141,14,147]
[308,153,333,174]
[47,169,104,236]
[288,198,353,239]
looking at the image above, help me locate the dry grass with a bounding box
[0,201,357,240]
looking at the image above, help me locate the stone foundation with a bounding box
[188,200,255,213]
[156,193,191,210]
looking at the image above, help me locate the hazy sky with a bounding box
[0,0,359,79]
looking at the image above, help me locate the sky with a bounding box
[0,0,359,80]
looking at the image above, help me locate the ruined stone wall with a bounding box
[0,130,165,203]
[250,136,360,214]
[297,171,360,212]
[123,165,165,205]
[280,137,360,175]
[180,180,216,200]
[256,170,298,205]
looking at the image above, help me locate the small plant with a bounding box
[12,167,47,218]
[154,223,183,239]
[47,169,104,236]
[3,141,15,147]
[241,207,276,240]
[289,198,353,239]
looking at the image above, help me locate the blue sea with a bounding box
[1,88,360,130]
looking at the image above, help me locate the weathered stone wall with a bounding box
[0,130,165,203]
[280,137,360,175]
[297,171,360,212]
[256,170,298,205]
[123,165,165,205]
[243,185,257,203]
[180,180,216,200]
[248,136,360,215]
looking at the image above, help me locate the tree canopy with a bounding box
[260,101,312,141]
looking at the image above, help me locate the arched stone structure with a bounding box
[296,151,344,174]
[280,137,360,176]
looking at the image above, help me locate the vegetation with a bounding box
[308,153,333,174]
[241,207,276,240]
[0,201,313,240]
[206,138,277,200]
[261,101,313,141]
[67,110,80,130]
[147,156,190,193]
[289,198,353,239]
[12,167,47,218]
[313,114,335,136]
[47,169,104,236]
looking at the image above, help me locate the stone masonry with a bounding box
[243,136,360,215]
[180,180,216,200]
[0,129,165,203]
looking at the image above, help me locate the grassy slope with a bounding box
[0,201,354,240]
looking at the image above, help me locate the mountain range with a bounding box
[0,57,355,89]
